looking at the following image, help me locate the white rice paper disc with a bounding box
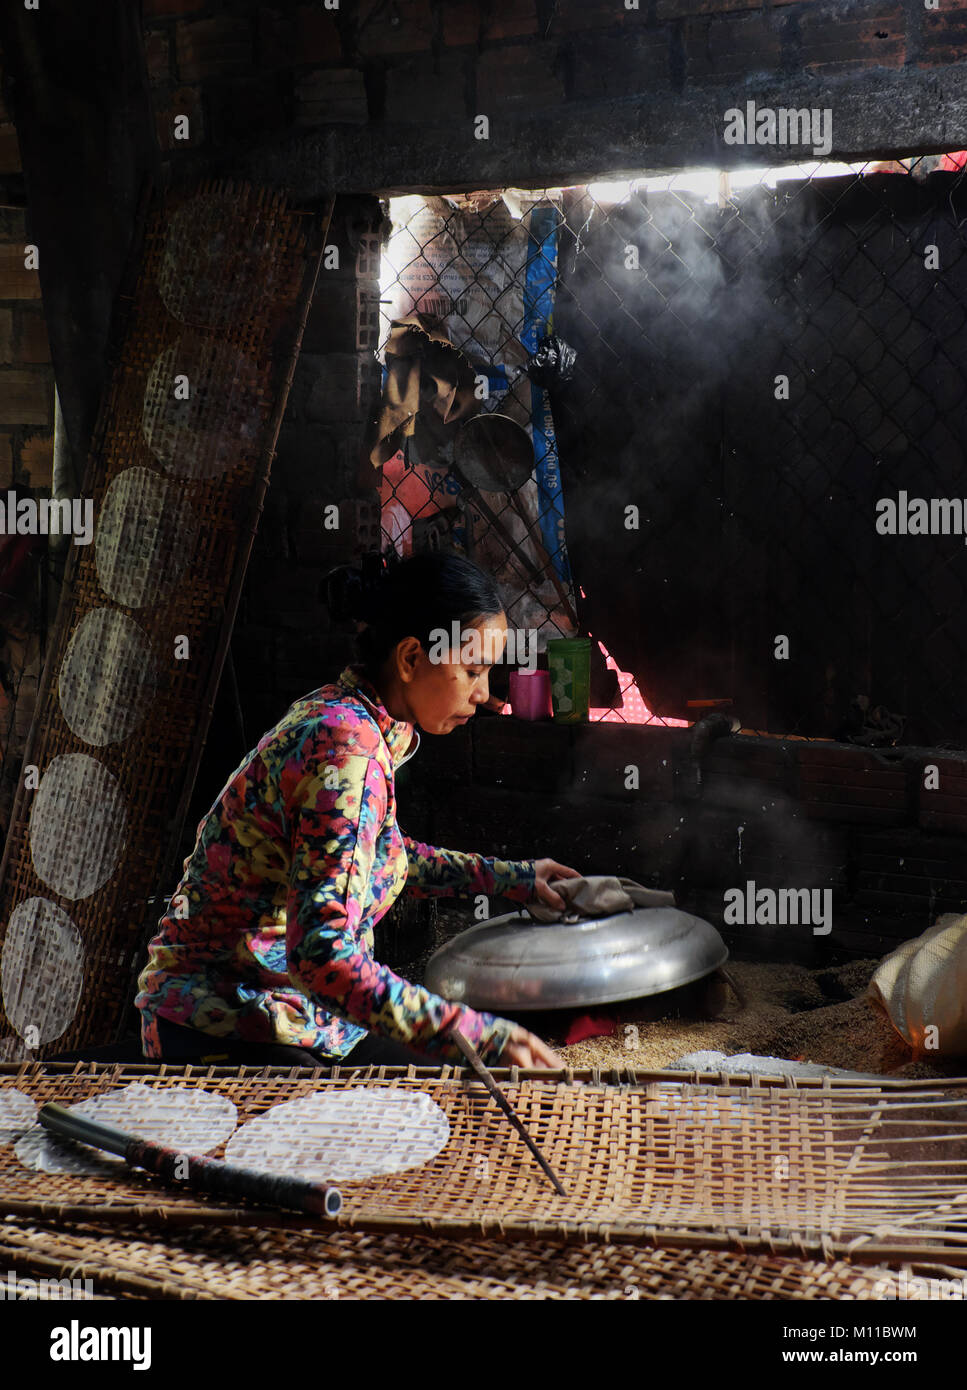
[225,1089,450,1184]
[1,897,84,1044]
[141,336,263,480]
[157,192,281,328]
[13,1083,237,1176]
[95,467,199,608]
[0,1087,37,1142]
[29,754,127,900]
[57,608,157,746]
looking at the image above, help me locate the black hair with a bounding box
[323,550,504,679]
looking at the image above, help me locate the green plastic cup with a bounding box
[547,636,591,723]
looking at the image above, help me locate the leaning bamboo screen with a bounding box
[2,1063,967,1283]
[0,182,324,1058]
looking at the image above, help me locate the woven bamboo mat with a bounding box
[0,1218,923,1301]
[3,1063,967,1281]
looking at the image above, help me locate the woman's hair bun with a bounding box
[322,557,389,624]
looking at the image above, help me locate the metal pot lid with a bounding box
[424,907,729,1013]
[453,413,534,493]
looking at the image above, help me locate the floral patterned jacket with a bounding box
[135,666,536,1065]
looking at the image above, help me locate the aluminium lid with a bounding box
[423,906,729,1012]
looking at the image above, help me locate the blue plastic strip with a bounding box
[522,207,572,585]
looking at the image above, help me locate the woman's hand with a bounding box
[500,1024,564,1069]
[533,858,583,910]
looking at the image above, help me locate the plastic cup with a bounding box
[509,668,553,720]
[547,637,591,723]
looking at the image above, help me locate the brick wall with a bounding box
[0,82,54,836]
[139,0,967,193]
[0,95,53,492]
[396,717,967,964]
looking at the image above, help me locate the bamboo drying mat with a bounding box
[2,1062,967,1289]
[0,180,324,1059]
[0,1217,924,1301]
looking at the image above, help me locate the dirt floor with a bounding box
[550,956,950,1077]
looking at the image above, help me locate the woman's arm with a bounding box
[402,833,536,902]
[284,752,516,1064]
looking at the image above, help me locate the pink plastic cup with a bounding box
[509,669,553,720]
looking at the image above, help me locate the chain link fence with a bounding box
[373,153,967,744]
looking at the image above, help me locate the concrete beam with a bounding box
[171,62,967,199]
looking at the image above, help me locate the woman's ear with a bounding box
[395,635,425,684]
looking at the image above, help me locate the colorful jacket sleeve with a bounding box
[285,750,517,1065]
[402,834,537,902]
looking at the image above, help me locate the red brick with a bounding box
[797,743,893,770]
[294,69,368,126]
[571,31,669,100]
[16,310,49,365]
[803,802,905,827]
[800,6,906,75]
[155,87,205,151]
[477,41,565,111]
[19,430,53,487]
[549,0,644,35]
[384,56,467,124]
[443,0,538,45]
[297,5,344,64]
[658,0,799,15]
[918,756,967,834]
[257,6,343,68]
[175,16,252,83]
[441,2,479,46]
[801,783,904,808]
[921,8,967,67]
[0,308,12,364]
[0,373,51,427]
[143,0,207,16]
[683,13,781,82]
[355,0,435,56]
[0,245,42,300]
[800,764,905,790]
[0,124,21,176]
[143,28,173,88]
[920,755,967,783]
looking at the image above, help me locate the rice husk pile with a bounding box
[551,957,959,1078]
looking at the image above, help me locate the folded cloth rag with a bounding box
[528,875,675,924]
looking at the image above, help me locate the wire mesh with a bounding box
[374,154,967,741]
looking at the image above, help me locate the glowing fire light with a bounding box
[588,636,689,726]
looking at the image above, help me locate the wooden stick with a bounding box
[451,1029,568,1196]
[38,1103,342,1218]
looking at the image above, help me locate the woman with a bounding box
[136,551,580,1069]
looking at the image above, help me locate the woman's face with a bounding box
[394,611,508,735]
